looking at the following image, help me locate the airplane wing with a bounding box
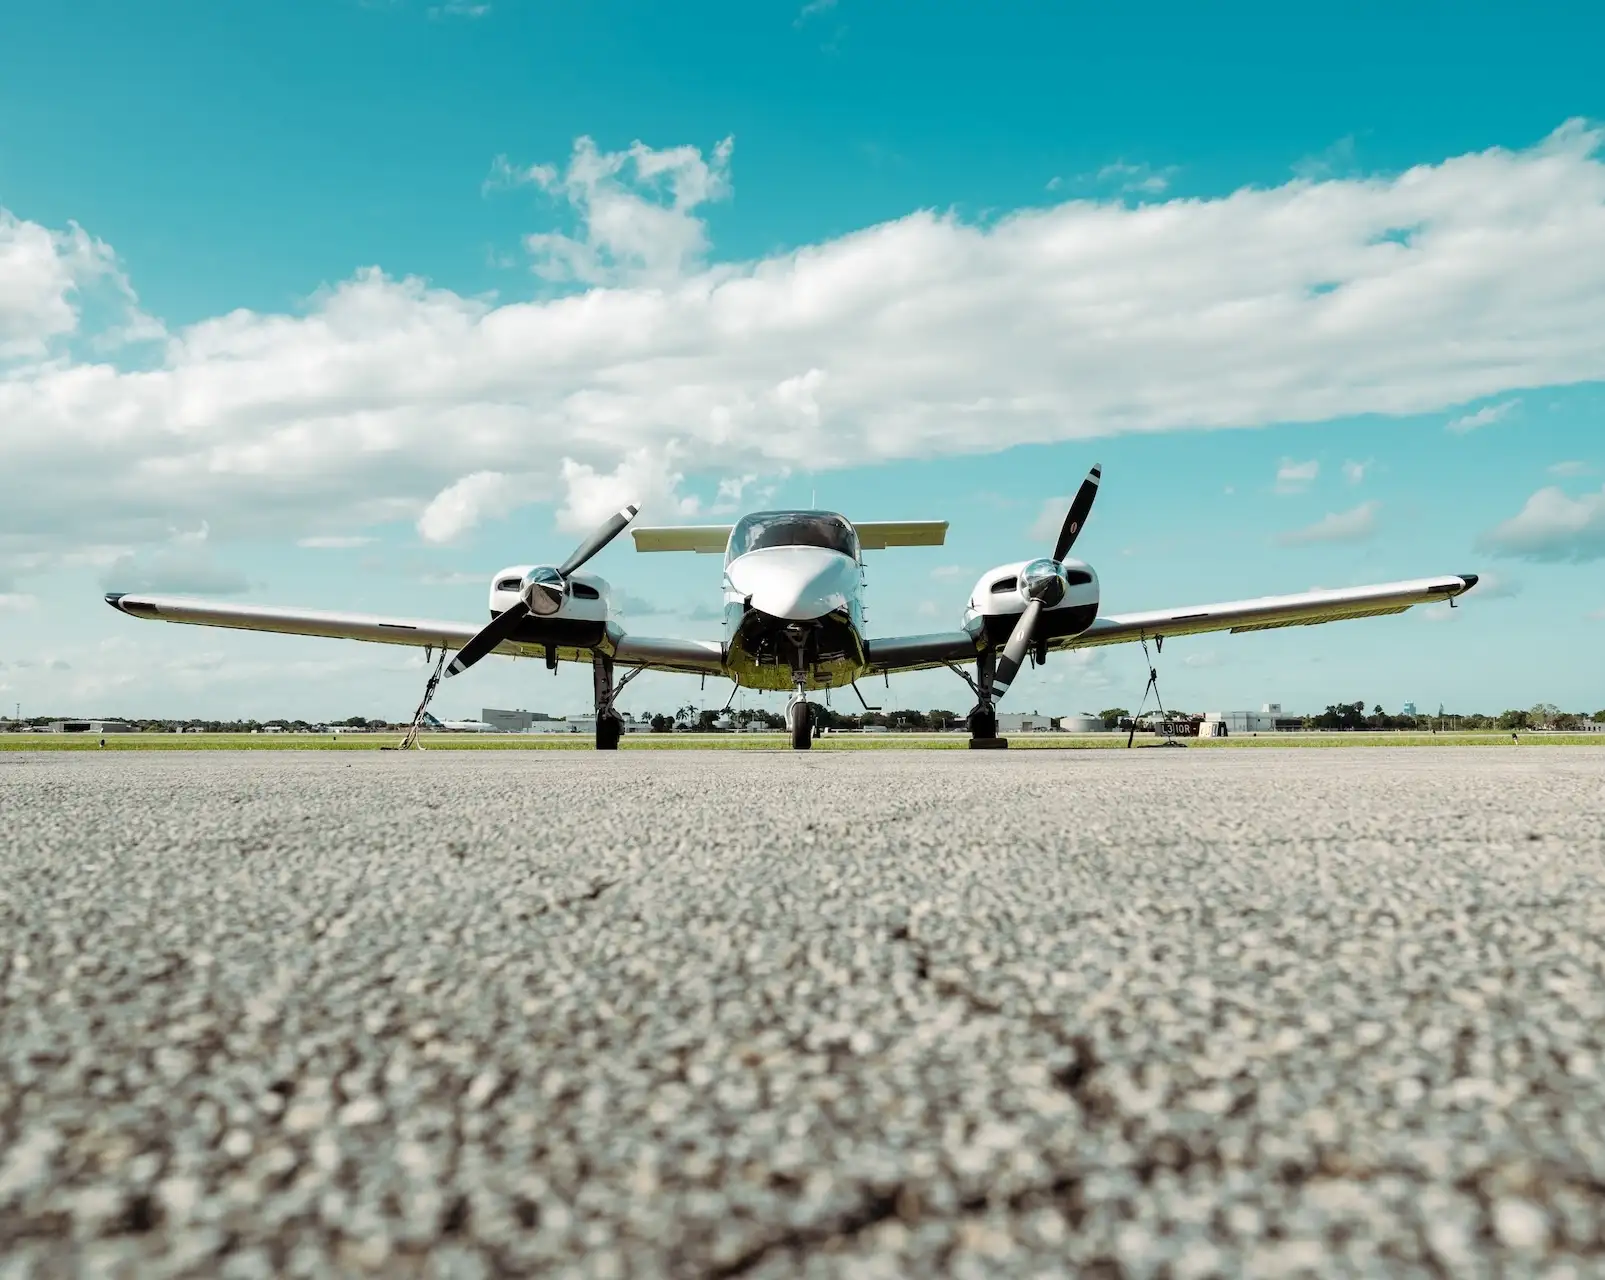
[864,574,1478,674]
[864,624,986,674]
[103,593,726,676]
[1055,574,1478,650]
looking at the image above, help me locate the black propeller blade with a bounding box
[990,464,1102,706]
[1053,464,1102,563]
[991,598,1042,699]
[558,505,640,578]
[445,599,529,677]
[445,504,639,679]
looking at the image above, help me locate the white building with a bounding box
[1058,714,1108,733]
[47,720,134,734]
[1203,703,1300,733]
[997,712,1056,733]
[482,707,560,732]
[536,714,651,735]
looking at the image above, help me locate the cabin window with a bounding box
[728,512,859,561]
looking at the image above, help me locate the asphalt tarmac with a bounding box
[2,748,1603,1278]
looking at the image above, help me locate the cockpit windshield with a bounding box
[727,512,859,561]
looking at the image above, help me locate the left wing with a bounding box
[103,593,726,676]
[864,574,1478,675]
[1056,573,1478,651]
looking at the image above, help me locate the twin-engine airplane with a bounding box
[105,465,1479,750]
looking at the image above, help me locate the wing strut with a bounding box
[395,647,450,751]
[1126,634,1184,748]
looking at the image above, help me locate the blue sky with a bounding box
[2,0,1602,722]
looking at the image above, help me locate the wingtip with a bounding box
[1459,573,1480,592]
[104,592,125,611]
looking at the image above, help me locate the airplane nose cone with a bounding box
[728,548,856,621]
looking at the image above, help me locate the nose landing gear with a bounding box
[789,698,813,751]
[786,628,816,752]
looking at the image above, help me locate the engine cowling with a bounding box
[487,565,613,623]
[964,558,1100,646]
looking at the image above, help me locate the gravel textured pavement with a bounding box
[2,747,1603,1278]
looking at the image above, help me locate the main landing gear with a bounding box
[949,650,1008,749]
[592,652,642,751]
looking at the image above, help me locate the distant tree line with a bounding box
[9,704,1604,734]
[642,705,966,733]
[0,716,399,732]
[1303,702,1604,731]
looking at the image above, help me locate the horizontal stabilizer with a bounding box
[633,519,949,553]
[632,526,733,554]
[854,520,948,549]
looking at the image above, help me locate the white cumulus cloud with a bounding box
[1277,500,1380,546]
[502,134,734,285]
[296,535,377,549]
[0,210,155,359]
[1446,398,1520,433]
[1477,484,1605,562]
[556,449,701,534]
[1275,459,1320,494]
[417,472,527,544]
[100,524,249,596]
[5,123,1605,585]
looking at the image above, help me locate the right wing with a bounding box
[103,593,726,676]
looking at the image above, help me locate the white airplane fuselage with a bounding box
[712,512,1101,692]
[721,543,871,691]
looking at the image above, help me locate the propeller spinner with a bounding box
[445,504,639,678]
[992,465,1100,701]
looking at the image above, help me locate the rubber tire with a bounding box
[596,714,623,751]
[968,708,998,742]
[790,702,813,751]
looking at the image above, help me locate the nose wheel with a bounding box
[789,699,813,751]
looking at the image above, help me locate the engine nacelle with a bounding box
[964,558,1100,645]
[488,565,613,623]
